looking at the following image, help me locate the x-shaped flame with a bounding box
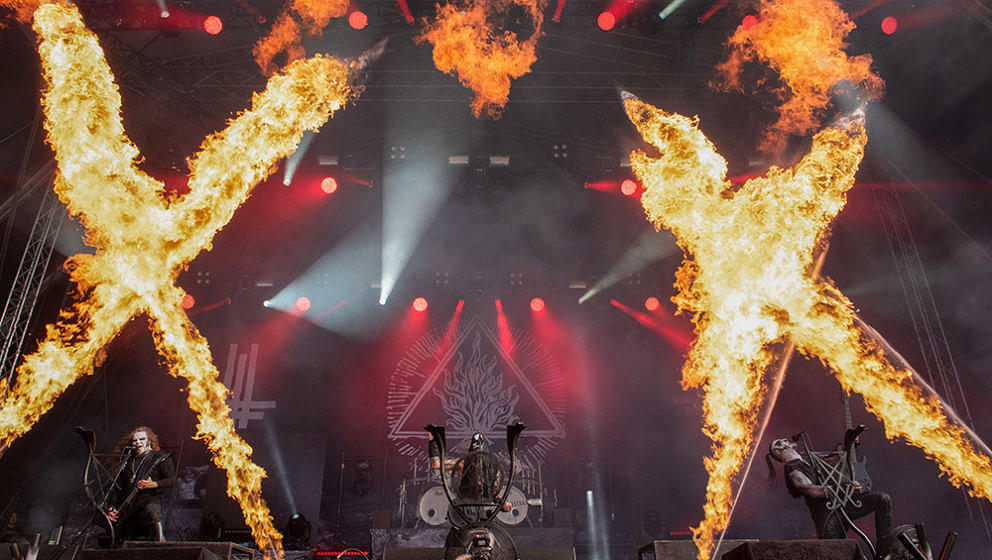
[0,4,355,554]
[624,94,992,559]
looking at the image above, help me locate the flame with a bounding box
[419,0,545,118]
[0,2,356,557]
[254,0,349,76]
[625,93,992,559]
[714,0,884,154]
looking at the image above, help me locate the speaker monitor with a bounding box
[122,541,255,560]
[637,540,755,560]
[0,544,64,560]
[79,547,221,560]
[721,540,865,560]
[382,547,575,560]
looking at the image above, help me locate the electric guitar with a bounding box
[105,450,171,544]
[839,391,873,491]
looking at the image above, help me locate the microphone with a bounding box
[791,431,805,442]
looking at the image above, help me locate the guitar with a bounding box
[105,450,171,544]
[839,391,873,491]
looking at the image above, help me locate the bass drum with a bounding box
[418,485,450,526]
[496,486,528,525]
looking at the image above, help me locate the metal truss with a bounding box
[0,168,64,394]
[873,183,992,541]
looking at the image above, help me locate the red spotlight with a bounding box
[412,297,429,312]
[597,11,616,31]
[741,14,758,31]
[880,16,897,34]
[644,297,660,311]
[620,179,638,196]
[320,176,338,194]
[181,294,195,310]
[295,297,311,312]
[348,10,368,29]
[203,15,223,35]
[530,298,546,312]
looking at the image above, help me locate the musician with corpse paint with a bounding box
[767,436,892,541]
[106,426,175,543]
[428,432,511,543]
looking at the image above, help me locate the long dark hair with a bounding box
[112,426,161,456]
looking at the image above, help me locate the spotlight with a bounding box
[741,14,758,31]
[320,176,338,194]
[283,512,311,549]
[348,10,368,30]
[530,298,546,312]
[620,179,638,196]
[182,294,195,310]
[203,15,223,35]
[597,11,615,31]
[881,16,897,34]
[161,10,170,18]
[296,297,311,312]
[412,297,428,312]
[645,297,660,311]
[262,300,271,308]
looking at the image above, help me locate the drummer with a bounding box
[428,432,512,520]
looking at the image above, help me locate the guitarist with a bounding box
[766,436,892,541]
[107,426,175,543]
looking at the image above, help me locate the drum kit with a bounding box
[400,474,544,527]
[397,446,546,528]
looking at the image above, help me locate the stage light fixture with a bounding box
[296,297,311,312]
[262,300,271,308]
[348,10,368,30]
[620,179,638,196]
[182,294,195,310]
[320,176,338,194]
[530,298,545,312]
[881,16,897,34]
[644,297,660,311]
[597,11,616,30]
[203,15,223,35]
[412,297,429,312]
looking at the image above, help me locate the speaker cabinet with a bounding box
[637,540,756,560]
[382,547,575,560]
[79,547,221,560]
[722,540,865,560]
[123,541,255,560]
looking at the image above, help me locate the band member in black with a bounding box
[767,437,892,540]
[428,432,510,545]
[107,426,176,543]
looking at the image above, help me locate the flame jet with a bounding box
[419,0,545,118]
[254,0,349,76]
[623,93,992,560]
[0,2,358,556]
[714,0,884,155]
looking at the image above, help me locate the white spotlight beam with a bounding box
[579,228,676,303]
[283,131,315,186]
[379,160,455,305]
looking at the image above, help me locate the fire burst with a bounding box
[254,0,349,76]
[0,2,356,556]
[624,93,992,559]
[419,0,545,118]
[714,0,885,154]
